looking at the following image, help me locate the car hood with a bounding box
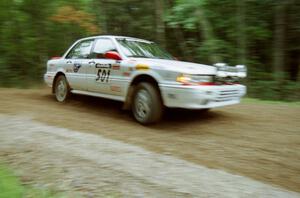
[130,58,217,75]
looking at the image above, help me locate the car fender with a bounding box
[122,69,164,110]
[129,70,163,85]
[51,68,68,93]
[54,67,67,81]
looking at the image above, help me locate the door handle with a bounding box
[89,61,96,65]
[66,60,72,64]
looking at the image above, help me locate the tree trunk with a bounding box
[165,0,190,60]
[236,0,247,65]
[273,2,287,80]
[155,0,166,48]
[173,26,190,60]
[195,8,220,63]
[93,0,107,34]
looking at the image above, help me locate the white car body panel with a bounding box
[44,35,247,109]
[131,58,217,75]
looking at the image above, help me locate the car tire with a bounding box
[201,108,210,112]
[54,75,70,102]
[132,82,163,124]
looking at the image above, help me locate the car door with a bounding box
[64,39,94,91]
[87,38,122,95]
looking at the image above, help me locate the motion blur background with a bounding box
[0,0,299,101]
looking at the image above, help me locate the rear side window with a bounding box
[66,40,94,59]
[90,39,117,59]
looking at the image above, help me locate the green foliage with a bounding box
[0,0,299,100]
[242,97,300,106]
[197,39,234,63]
[247,79,300,101]
[0,165,67,198]
[0,0,96,87]
[0,165,23,198]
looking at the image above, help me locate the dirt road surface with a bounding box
[0,88,299,197]
[0,114,299,197]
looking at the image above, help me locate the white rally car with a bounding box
[44,35,247,124]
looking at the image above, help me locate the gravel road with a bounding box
[0,114,299,198]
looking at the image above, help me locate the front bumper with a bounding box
[160,84,246,109]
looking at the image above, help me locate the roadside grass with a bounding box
[242,98,300,106]
[0,165,23,198]
[0,165,67,198]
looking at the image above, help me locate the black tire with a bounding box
[201,108,210,112]
[132,82,163,124]
[54,75,70,102]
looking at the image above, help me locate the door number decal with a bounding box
[95,63,111,83]
[96,69,110,83]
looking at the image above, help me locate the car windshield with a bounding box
[116,39,174,60]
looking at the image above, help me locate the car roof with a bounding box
[79,35,152,43]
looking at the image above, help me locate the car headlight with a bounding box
[176,74,214,85]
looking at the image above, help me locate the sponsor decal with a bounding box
[112,64,120,70]
[73,63,81,73]
[110,86,121,92]
[135,64,149,70]
[123,72,131,77]
[96,63,112,69]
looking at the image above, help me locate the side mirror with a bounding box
[104,51,122,61]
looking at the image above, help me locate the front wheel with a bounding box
[200,108,210,112]
[54,75,70,102]
[132,83,163,124]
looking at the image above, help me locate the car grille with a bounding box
[216,90,240,102]
[214,76,239,84]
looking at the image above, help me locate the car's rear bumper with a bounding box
[44,72,55,87]
[160,84,246,109]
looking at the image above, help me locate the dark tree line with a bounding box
[0,0,299,100]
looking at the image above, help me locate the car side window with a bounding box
[90,39,117,59]
[66,40,94,59]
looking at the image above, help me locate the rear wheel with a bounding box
[132,82,163,124]
[54,75,70,102]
